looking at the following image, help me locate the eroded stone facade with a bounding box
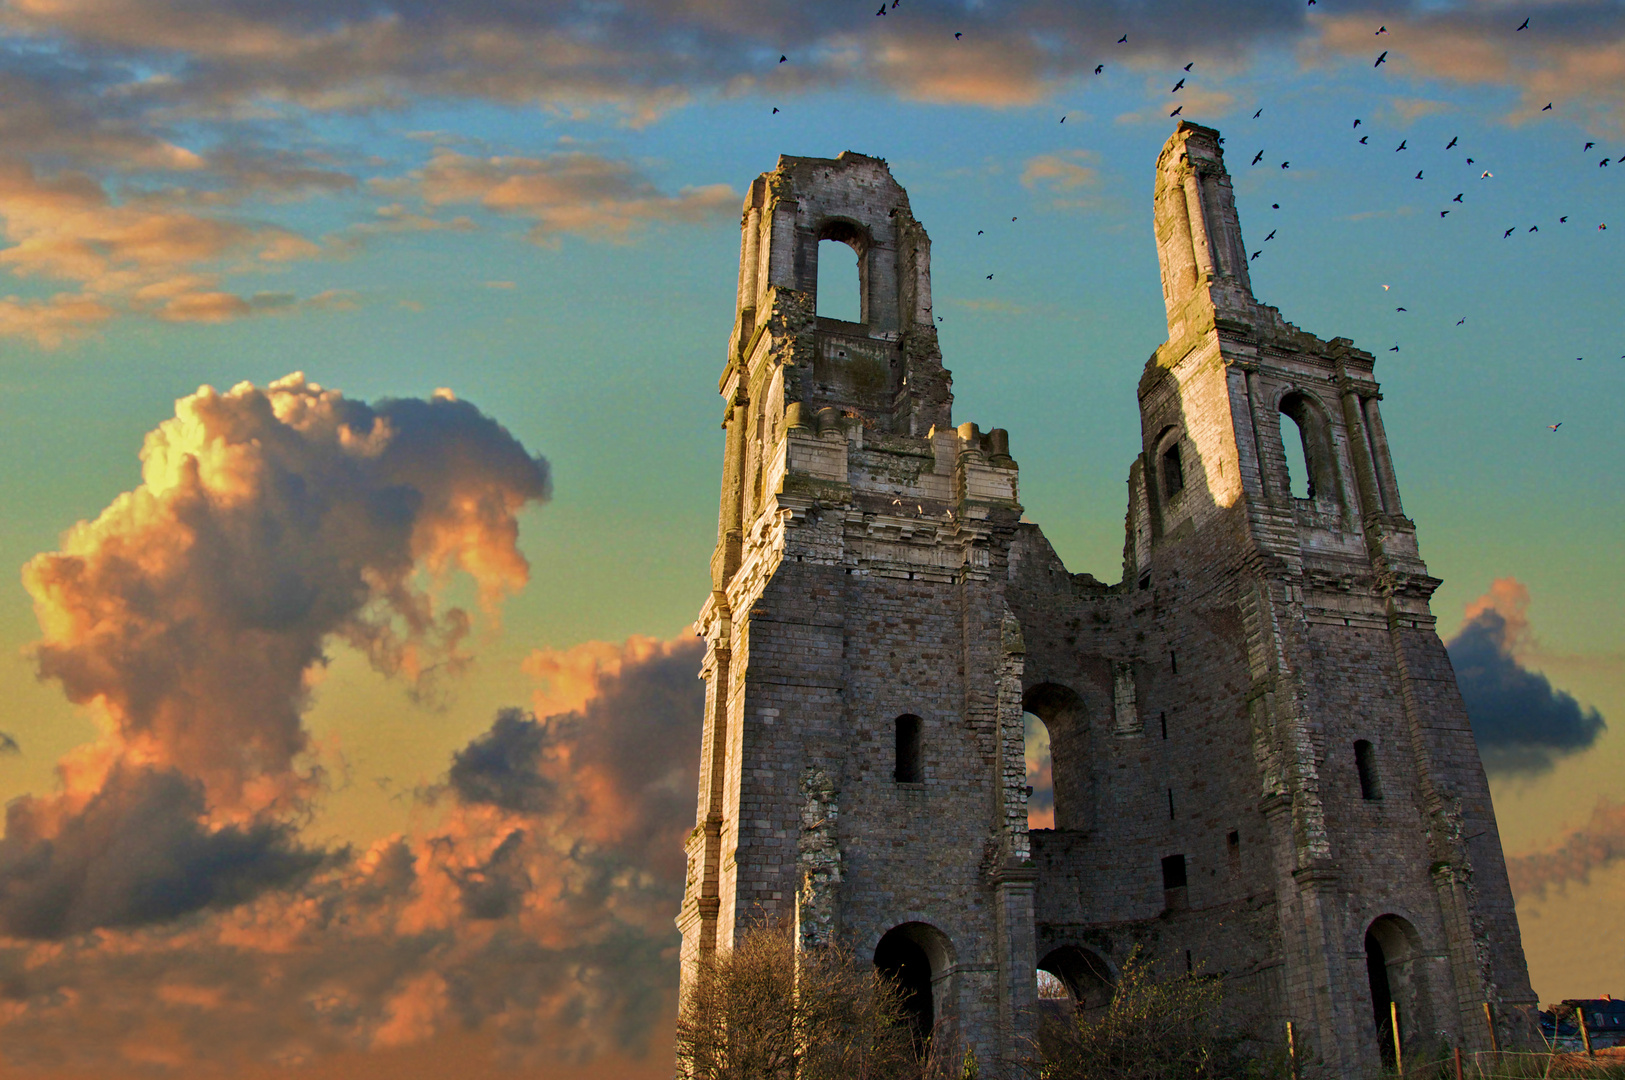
[677,127,1536,1078]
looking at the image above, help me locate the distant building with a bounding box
[1544,997,1625,1050]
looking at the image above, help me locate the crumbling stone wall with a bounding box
[677,132,1536,1079]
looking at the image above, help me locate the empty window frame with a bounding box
[1162,442,1185,496]
[1161,854,1187,890]
[1354,739,1383,801]
[895,714,924,783]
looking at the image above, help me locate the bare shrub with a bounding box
[1038,947,1272,1080]
[676,919,930,1080]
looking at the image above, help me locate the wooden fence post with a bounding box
[1577,1005,1594,1057]
[1482,1002,1499,1054]
[1455,1045,1464,1080]
[1287,1020,1300,1080]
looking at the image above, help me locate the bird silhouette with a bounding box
[1529,225,1538,232]
[977,230,983,235]
[1250,250,1261,260]
[1542,103,1553,111]
[1375,50,1388,66]
[1280,160,1290,168]
[1265,229,1277,240]
[1440,210,1449,217]
[1548,423,1562,431]
[1446,136,1458,149]
[1415,170,1424,179]
[1602,159,1612,168]
[1172,78,1185,92]
[1272,203,1280,209]
[1601,223,1608,230]
[1354,118,1362,128]
[1396,139,1407,151]
[986,274,993,280]
[1376,26,1388,35]
[1253,108,1263,118]
[1118,34,1128,43]
[1560,216,1568,222]
[1457,317,1466,325]
[1582,142,1596,152]
[779,54,787,62]
[1453,193,1463,202]
[1389,345,1399,351]
[1359,136,1369,144]
[1467,157,1475,163]
[1503,227,1515,237]
[1061,115,1066,123]
[876,4,885,14]
[1095,64,1104,74]
[1252,150,1265,165]
[954,32,962,39]
[1518,17,1530,30]
[1185,62,1194,71]
[1170,105,1183,117]
[1481,170,1493,178]
[1397,307,1407,312]
[1012,216,1017,222]
[773,107,779,113]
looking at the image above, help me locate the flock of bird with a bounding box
[770,7,1614,424]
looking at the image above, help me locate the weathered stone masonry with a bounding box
[676,126,1537,1078]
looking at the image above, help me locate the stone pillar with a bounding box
[1339,388,1385,519]
[1363,398,1405,518]
[1182,171,1215,279]
[794,766,841,950]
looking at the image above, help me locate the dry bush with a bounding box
[676,919,934,1080]
[1038,947,1272,1080]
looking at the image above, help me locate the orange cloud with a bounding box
[410,149,734,244]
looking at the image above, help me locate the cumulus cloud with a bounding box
[8,374,549,939]
[1446,578,1606,775]
[0,635,702,1075]
[1506,799,1625,901]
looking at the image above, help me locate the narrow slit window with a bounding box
[1355,739,1383,801]
[1170,651,1178,675]
[1161,854,1187,890]
[1167,788,1176,820]
[1162,442,1185,496]
[1160,712,1168,740]
[895,714,923,783]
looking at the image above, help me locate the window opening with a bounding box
[816,238,861,322]
[1025,712,1054,830]
[1162,442,1185,496]
[874,929,933,1054]
[1227,830,1241,869]
[1160,712,1168,740]
[1355,740,1383,800]
[1161,854,1187,890]
[1170,651,1178,675]
[1167,788,1176,820]
[1366,929,1396,1065]
[1280,408,1314,499]
[895,714,923,783]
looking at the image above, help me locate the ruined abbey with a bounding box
[676,123,1537,1077]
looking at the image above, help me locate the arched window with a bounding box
[1279,392,1340,505]
[816,224,864,323]
[895,714,923,783]
[1038,945,1114,1018]
[1365,915,1434,1066]
[1355,740,1383,801]
[1024,712,1053,829]
[875,922,955,1057]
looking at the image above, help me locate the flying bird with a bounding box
[1446,136,1458,149]
[1252,150,1265,165]
[1467,157,1475,163]
[1481,170,1493,178]
[1118,34,1128,43]
[1388,345,1399,351]
[955,32,962,39]
[1251,250,1261,260]
[1457,318,1466,325]
[1376,26,1388,35]
[1415,170,1424,179]
[1375,50,1388,66]
[1061,115,1066,123]
[1265,229,1277,240]
[986,274,993,280]
[1396,307,1407,312]
[1012,216,1017,222]
[1382,284,1390,290]
[1440,210,1449,217]
[977,230,983,235]
[772,107,779,113]
[1517,17,1530,30]
[1353,118,1362,128]
[1529,225,1538,232]
[1560,216,1568,222]
[1548,423,1561,431]
[1359,136,1369,144]
[1172,78,1185,92]
[1453,193,1463,201]
[1602,223,1609,230]
[1542,103,1553,111]
[1396,139,1407,151]
[1272,203,1280,209]
[1280,160,1290,168]
[1095,64,1105,74]
[1601,159,1612,168]
[1185,62,1194,71]
[779,54,787,62]
[876,4,885,14]
[0,732,17,755]
[1253,108,1263,118]
[1585,141,1595,150]
[1170,105,1183,117]
[1504,227,1516,237]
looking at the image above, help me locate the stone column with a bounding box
[1183,171,1215,279]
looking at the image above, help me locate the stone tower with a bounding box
[677,130,1536,1078]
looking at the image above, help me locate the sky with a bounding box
[0,0,1622,1075]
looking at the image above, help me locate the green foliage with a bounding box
[1038,947,1276,1080]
